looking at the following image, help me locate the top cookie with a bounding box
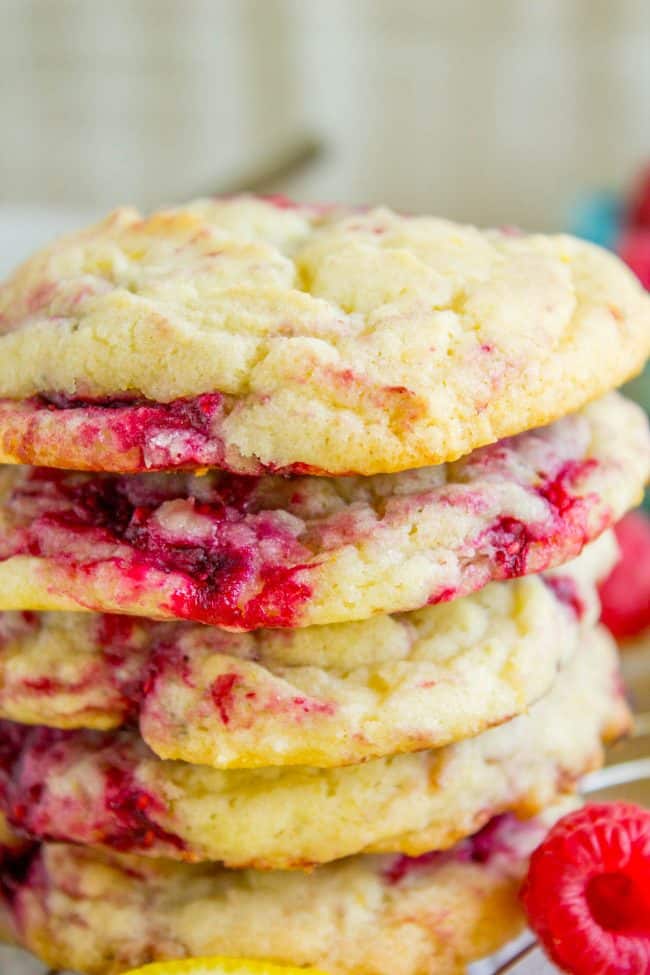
[0,196,648,475]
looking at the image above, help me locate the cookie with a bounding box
[0,533,614,767]
[0,804,574,975]
[0,196,648,475]
[0,628,627,868]
[0,395,646,628]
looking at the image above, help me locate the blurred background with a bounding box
[1,0,649,249]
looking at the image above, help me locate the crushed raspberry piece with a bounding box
[0,843,40,908]
[5,466,314,630]
[259,194,301,210]
[599,511,650,640]
[545,575,586,620]
[102,764,185,853]
[384,813,525,885]
[210,672,241,725]
[384,849,440,885]
[521,802,650,975]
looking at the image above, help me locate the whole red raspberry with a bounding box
[617,229,650,290]
[599,511,650,641]
[521,803,650,975]
[627,165,650,229]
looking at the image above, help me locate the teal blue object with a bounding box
[567,191,622,250]
[567,188,649,511]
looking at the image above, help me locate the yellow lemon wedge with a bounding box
[121,959,331,975]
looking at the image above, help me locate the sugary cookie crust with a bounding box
[0,534,614,768]
[0,196,648,475]
[0,395,646,629]
[0,805,574,975]
[0,628,628,868]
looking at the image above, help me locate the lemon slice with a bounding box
[121,959,331,975]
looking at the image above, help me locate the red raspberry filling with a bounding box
[473,458,598,582]
[0,394,326,475]
[0,842,42,915]
[0,721,185,855]
[384,812,537,885]
[31,393,233,470]
[544,575,586,619]
[521,803,650,975]
[599,511,650,640]
[0,411,634,629]
[3,467,314,629]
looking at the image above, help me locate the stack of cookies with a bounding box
[0,197,647,975]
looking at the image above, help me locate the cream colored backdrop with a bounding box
[1,0,649,229]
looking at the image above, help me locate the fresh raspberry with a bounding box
[617,229,650,290]
[599,511,650,640]
[627,165,650,229]
[521,803,650,975]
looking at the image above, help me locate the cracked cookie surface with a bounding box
[0,195,648,475]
